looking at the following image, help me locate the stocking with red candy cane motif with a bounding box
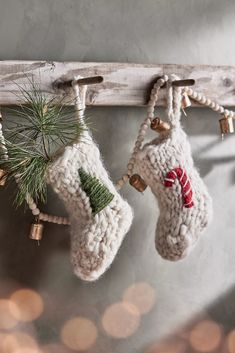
[135,77,213,261]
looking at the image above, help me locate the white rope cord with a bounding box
[1,75,235,225]
[39,81,88,225]
[115,75,168,189]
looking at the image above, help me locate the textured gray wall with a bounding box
[0,1,235,352]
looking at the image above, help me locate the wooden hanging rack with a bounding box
[0,61,234,106]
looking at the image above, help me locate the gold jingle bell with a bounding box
[150,117,171,133]
[129,174,147,192]
[0,169,6,186]
[29,222,44,241]
[181,92,191,109]
[219,115,234,140]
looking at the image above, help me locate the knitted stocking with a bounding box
[135,79,212,261]
[47,83,133,281]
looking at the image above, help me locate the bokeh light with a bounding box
[147,337,187,353]
[123,282,156,315]
[2,331,38,352]
[0,299,19,330]
[61,317,97,351]
[10,289,44,322]
[189,320,222,352]
[102,301,140,338]
[227,329,235,353]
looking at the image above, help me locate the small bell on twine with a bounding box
[150,117,171,133]
[0,169,6,186]
[181,92,191,109]
[219,115,234,140]
[181,92,191,116]
[129,174,147,192]
[29,220,44,244]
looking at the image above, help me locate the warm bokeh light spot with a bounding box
[3,331,38,352]
[189,320,222,352]
[10,289,44,322]
[227,329,235,353]
[102,301,140,338]
[123,282,156,315]
[61,317,97,351]
[147,337,187,353]
[0,299,19,330]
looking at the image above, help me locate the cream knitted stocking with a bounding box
[47,83,133,281]
[135,79,212,261]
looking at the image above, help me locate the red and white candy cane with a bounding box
[164,167,194,208]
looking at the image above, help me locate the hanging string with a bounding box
[38,81,88,225]
[115,75,168,189]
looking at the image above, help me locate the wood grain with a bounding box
[0,61,234,106]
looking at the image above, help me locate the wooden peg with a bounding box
[54,76,104,90]
[172,79,195,87]
[161,79,195,88]
[75,76,103,86]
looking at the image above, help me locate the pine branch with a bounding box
[0,141,48,206]
[1,79,86,207]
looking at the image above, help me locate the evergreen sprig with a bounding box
[0,141,48,206]
[0,80,85,206]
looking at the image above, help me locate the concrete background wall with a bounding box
[0,1,235,352]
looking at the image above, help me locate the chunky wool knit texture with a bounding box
[135,80,213,261]
[47,83,133,281]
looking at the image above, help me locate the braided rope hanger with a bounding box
[1,74,234,226]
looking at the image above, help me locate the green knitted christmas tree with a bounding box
[78,167,114,215]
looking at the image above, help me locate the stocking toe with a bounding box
[71,198,133,281]
[156,223,194,261]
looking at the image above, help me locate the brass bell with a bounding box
[0,169,6,186]
[29,222,44,242]
[129,174,147,192]
[181,92,191,109]
[219,115,234,140]
[150,117,171,133]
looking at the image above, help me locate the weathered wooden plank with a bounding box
[0,61,234,106]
